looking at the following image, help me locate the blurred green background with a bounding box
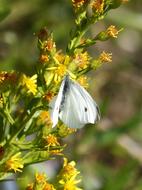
[0,0,142,189]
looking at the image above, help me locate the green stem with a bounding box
[8,106,46,143]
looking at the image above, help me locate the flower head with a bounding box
[43,183,56,190]
[39,54,49,63]
[43,134,60,147]
[47,64,67,83]
[58,158,82,190]
[20,74,37,95]
[36,173,47,184]
[107,25,121,38]
[74,52,90,70]
[77,76,88,89]
[99,51,112,63]
[38,111,52,126]
[43,91,55,102]
[6,152,24,173]
[92,0,104,14]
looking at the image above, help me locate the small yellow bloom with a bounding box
[43,182,56,190]
[55,64,67,78]
[47,64,67,83]
[6,152,24,173]
[39,111,52,126]
[44,134,60,147]
[43,91,55,102]
[55,52,65,64]
[72,0,88,8]
[44,38,56,52]
[21,74,37,95]
[77,76,88,89]
[74,52,90,70]
[59,176,82,190]
[40,54,49,63]
[107,25,121,38]
[58,158,82,190]
[60,158,80,180]
[99,51,112,63]
[36,173,47,184]
[92,0,104,14]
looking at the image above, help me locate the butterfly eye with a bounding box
[84,107,87,112]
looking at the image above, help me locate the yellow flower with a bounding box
[59,176,82,190]
[36,173,47,184]
[74,52,90,70]
[59,158,80,180]
[58,158,82,190]
[6,152,24,173]
[27,173,56,190]
[43,182,56,190]
[44,134,60,147]
[99,51,112,63]
[55,52,66,64]
[72,0,89,8]
[54,64,67,83]
[21,74,37,95]
[47,64,67,83]
[39,54,49,63]
[77,76,88,89]
[92,0,104,14]
[43,91,55,102]
[107,25,122,38]
[38,111,52,126]
[43,38,56,52]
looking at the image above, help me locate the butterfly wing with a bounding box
[59,79,100,128]
[50,77,66,128]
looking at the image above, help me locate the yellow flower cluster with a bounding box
[92,0,104,13]
[6,152,23,173]
[58,158,82,190]
[44,134,60,147]
[20,74,37,95]
[26,173,56,190]
[26,158,82,190]
[74,52,90,70]
[38,111,52,126]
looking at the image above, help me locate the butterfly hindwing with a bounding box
[59,78,100,128]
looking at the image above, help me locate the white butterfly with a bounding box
[50,75,100,128]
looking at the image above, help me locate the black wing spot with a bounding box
[85,107,87,112]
